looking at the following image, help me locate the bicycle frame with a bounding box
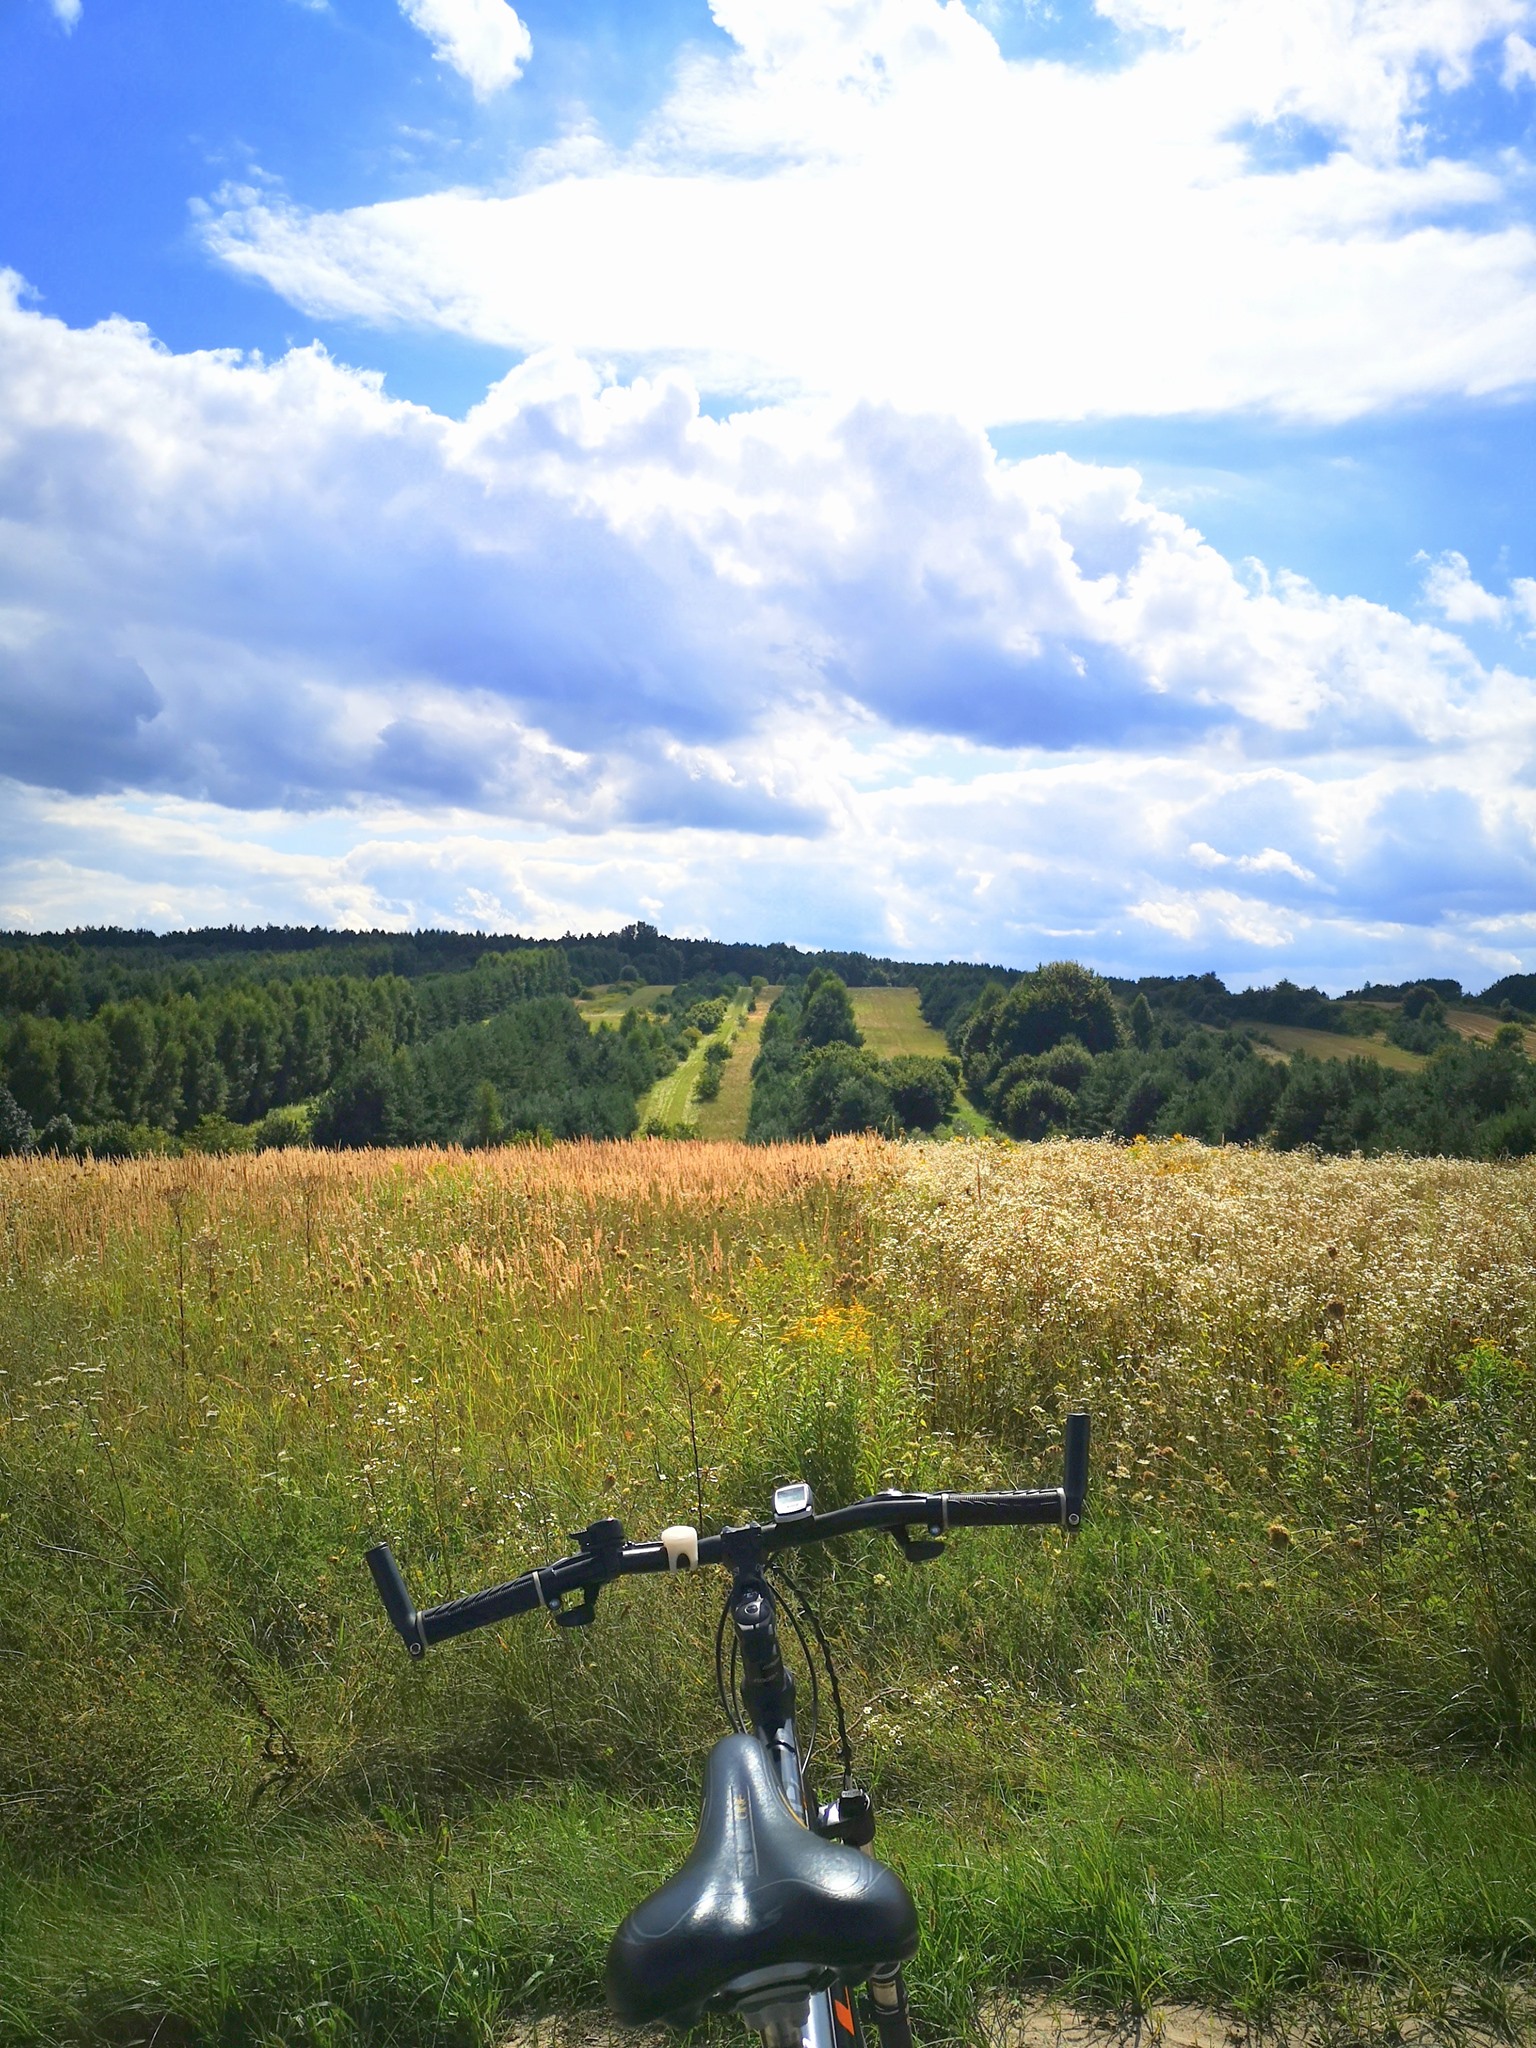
[723,1557,881,2048]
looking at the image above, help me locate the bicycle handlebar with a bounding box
[368,1412,1089,1658]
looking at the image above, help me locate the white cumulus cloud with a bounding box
[49,0,82,28]
[1,278,1535,985]
[1418,548,1536,631]
[202,0,1536,423]
[398,0,531,98]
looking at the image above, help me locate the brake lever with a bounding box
[551,1586,600,1628]
[544,1515,630,1627]
[897,1523,946,1564]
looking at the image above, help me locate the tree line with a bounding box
[6,922,1535,1159]
[934,962,1536,1158]
[0,941,666,1156]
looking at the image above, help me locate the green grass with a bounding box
[849,988,951,1059]
[947,1096,992,1137]
[5,1771,1534,2045]
[846,987,992,1134]
[638,993,748,1128]
[4,1141,1536,2043]
[1251,1024,1427,1071]
[694,988,781,1140]
[575,985,671,1029]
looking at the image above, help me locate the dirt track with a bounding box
[498,1984,1536,2048]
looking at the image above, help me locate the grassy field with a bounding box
[4,1139,1536,2044]
[694,986,781,1140]
[848,987,991,1134]
[1447,1005,1536,1054]
[636,991,749,1127]
[849,986,952,1058]
[1252,1023,1427,1070]
[575,984,671,1028]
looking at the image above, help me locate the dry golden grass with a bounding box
[884,1136,1536,1489]
[0,1133,888,1244]
[1447,1005,1536,1054]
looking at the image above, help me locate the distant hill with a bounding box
[1,925,1532,1159]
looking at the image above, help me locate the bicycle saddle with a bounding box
[605,1734,919,2028]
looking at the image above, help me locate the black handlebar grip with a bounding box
[367,1542,425,1657]
[1062,1412,1090,1527]
[941,1491,1064,1527]
[417,1574,544,1644]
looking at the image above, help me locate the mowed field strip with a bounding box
[1447,1005,1536,1054]
[848,985,951,1057]
[576,984,671,1028]
[638,991,750,1127]
[695,987,782,1139]
[849,987,992,1132]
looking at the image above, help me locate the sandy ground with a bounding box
[978,1990,1534,2047]
[499,1984,1535,2048]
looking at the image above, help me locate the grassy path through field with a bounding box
[848,985,949,1058]
[694,987,781,1139]
[637,991,752,1128]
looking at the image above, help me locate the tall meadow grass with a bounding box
[3,1136,1536,2042]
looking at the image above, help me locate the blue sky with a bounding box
[3,0,1536,988]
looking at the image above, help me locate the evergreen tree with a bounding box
[0,1082,34,1155]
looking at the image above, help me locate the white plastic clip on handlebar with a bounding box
[659,1524,699,1571]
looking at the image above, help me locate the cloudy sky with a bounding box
[3,0,1536,986]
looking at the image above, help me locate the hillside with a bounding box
[1247,1024,1427,1071]
[694,987,782,1139]
[2,926,1534,1160]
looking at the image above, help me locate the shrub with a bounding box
[797,972,863,1050]
[77,1119,178,1158]
[311,1051,420,1148]
[182,1113,256,1155]
[1002,1076,1074,1139]
[885,1054,958,1131]
[252,1105,312,1150]
[796,1044,893,1139]
[0,1081,34,1155]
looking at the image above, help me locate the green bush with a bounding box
[253,1104,312,1150]
[182,1113,257,1154]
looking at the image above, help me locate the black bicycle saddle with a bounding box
[605,1734,919,2027]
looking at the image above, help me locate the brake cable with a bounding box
[714,1576,823,1773]
[769,1562,855,1788]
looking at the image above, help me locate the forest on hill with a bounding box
[922,961,1536,1158]
[0,922,1533,1158]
